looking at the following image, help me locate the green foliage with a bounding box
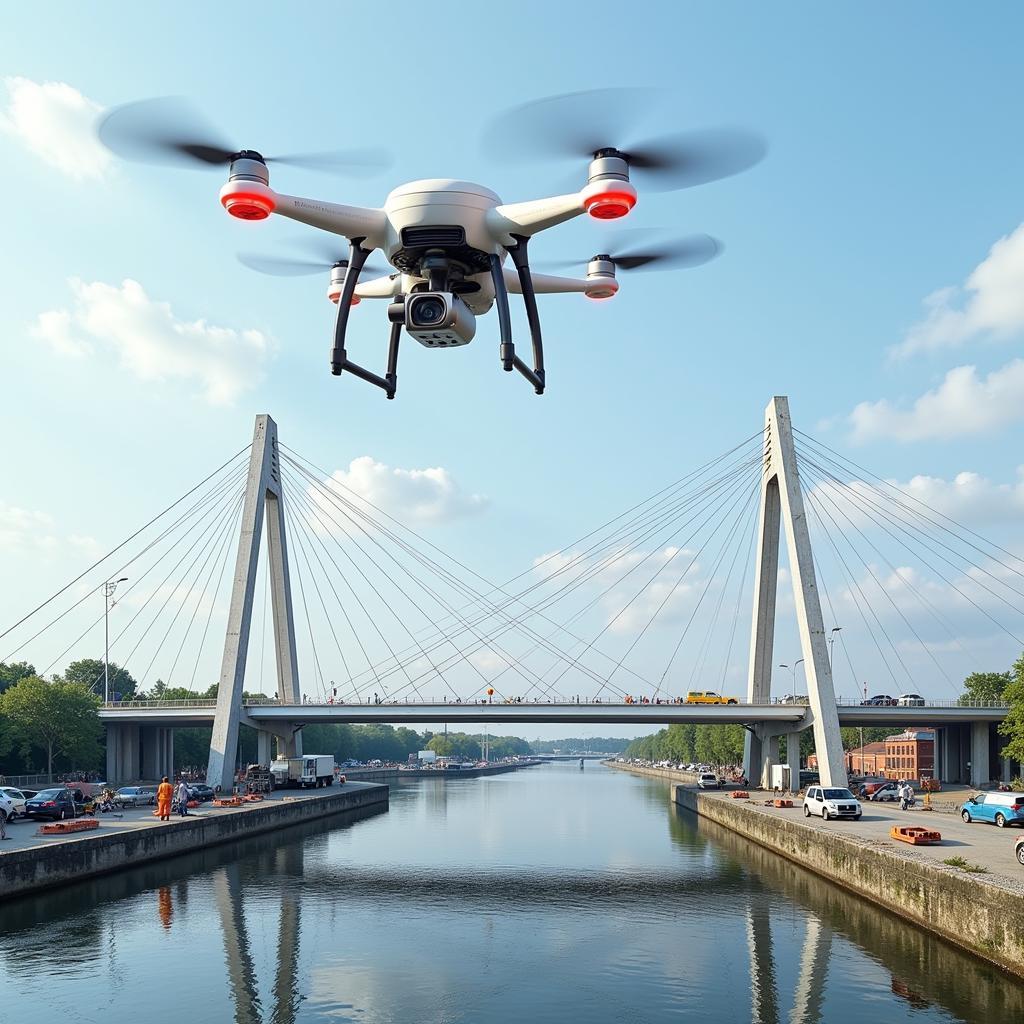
[959,671,1012,706]
[0,675,103,774]
[59,658,138,698]
[0,661,36,695]
[998,654,1024,763]
[624,723,745,765]
[942,856,988,874]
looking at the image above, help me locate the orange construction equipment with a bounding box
[212,796,244,807]
[38,818,100,836]
[890,825,942,845]
[242,793,264,802]
[773,799,794,808]
[731,791,749,799]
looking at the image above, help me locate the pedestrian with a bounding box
[156,776,174,821]
[176,779,190,817]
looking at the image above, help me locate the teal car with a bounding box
[960,792,1024,828]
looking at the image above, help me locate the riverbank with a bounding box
[606,759,1024,976]
[0,782,388,899]
[347,759,542,781]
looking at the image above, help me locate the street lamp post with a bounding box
[827,626,842,668]
[104,577,128,704]
[778,659,804,695]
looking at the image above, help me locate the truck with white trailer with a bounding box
[269,755,336,789]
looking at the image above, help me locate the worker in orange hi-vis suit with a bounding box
[156,776,174,821]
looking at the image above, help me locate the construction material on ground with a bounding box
[890,825,942,845]
[212,796,244,807]
[38,818,100,836]
[773,799,794,808]
[731,791,749,799]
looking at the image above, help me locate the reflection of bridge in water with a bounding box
[5,397,1024,795]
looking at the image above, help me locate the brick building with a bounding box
[884,730,935,782]
[845,741,887,776]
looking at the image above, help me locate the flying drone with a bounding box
[98,89,764,399]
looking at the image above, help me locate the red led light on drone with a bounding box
[221,191,275,221]
[328,288,361,306]
[584,190,636,220]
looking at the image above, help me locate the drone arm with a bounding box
[353,275,401,299]
[486,193,585,244]
[490,254,544,395]
[272,193,388,250]
[503,269,589,295]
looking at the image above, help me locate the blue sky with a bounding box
[2,4,1024,739]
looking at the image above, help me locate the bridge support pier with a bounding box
[140,726,175,781]
[785,729,802,791]
[207,415,302,792]
[970,721,991,788]
[744,398,847,789]
[257,730,274,765]
[106,723,142,783]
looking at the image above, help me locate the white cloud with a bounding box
[318,456,488,524]
[0,76,110,179]
[33,278,272,405]
[848,359,1024,442]
[893,223,1024,359]
[0,499,98,559]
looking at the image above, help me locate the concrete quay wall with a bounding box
[674,786,1024,978]
[602,760,701,784]
[1,783,388,899]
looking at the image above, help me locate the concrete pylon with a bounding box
[743,398,847,789]
[207,415,302,792]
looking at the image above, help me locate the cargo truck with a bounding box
[269,755,336,789]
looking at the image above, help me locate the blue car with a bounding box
[960,792,1024,828]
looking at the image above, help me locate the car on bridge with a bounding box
[897,692,926,707]
[861,694,896,706]
[685,691,739,705]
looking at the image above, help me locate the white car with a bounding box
[0,791,14,826]
[0,788,27,819]
[803,786,862,821]
[897,693,926,707]
[697,773,720,790]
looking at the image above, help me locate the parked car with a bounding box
[897,693,926,707]
[1016,837,1024,866]
[803,786,862,821]
[868,781,901,802]
[685,691,739,705]
[187,783,215,802]
[25,788,78,821]
[697,773,720,789]
[0,790,15,826]
[780,694,809,705]
[114,785,157,808]
[799,770,820,788]
[0,787,28,819]
[861,694,896,706]
[960,792,1024,828]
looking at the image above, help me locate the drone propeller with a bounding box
[481,88,765,192]
[98,97,393,175]
[238,241,389,278]
[538,230,722,273]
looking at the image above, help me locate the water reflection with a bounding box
[0,768,1020,1024]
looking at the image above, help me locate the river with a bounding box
[1,762,1021,1023]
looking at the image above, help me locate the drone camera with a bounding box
[220,150,275,221]
[327,262,360,305]
[406,292,476,348]
[584,255,618,300]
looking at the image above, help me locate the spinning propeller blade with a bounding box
[538,230,722,273]
[238,244,388,278]
[481,88,765,192]
[98,97,393,175]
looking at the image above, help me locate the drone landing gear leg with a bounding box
[488,253,544,395]
[330,240,396,399]
[508,236,545,395]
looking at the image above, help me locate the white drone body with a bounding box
[98,90,759,400]
[220,153,634,396]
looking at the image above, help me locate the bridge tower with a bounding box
[744,397,847,789]
[207,414,302,792]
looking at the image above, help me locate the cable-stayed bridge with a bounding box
[3,398,1021,791]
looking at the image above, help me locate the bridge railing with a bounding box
[100,696,1010,710]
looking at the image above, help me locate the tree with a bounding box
[0,661,36,695]
[0,676,103,775]
[59,658,138,698]
[999,653,1024,764]
[959,671,1012,706]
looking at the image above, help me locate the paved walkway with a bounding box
[0,786,366,855]
[701,788,1024,892]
